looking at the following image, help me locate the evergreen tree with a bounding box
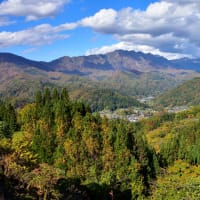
[52,88,59,102]
[35,90,43,107]
[61,88,69,103]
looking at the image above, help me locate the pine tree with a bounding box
[61,88,69,103]
[35,90,43,107]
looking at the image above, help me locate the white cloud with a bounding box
[0,0,70,20]
[1,0,200,59]
[0,17,15,26]
[54,23,78,32]
[81,0,200,59]
[146,2,172,18]
[85,42,133,56]
[85,41,191,60]
[80,9,117,33]
[0,23,76,47]
[165,0,198,4]
[80,3,199,37]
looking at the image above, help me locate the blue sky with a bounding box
[0,0,199,61]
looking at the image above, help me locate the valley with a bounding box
[1,50,200,200]
[1,0,200,199]
[0,50,200,110]
[1,88,200,199]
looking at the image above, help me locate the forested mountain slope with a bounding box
[154,77,200,107]
[0,50,200,110]
[1,89,200,199]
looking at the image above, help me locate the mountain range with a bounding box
[0,50,200,109]
[1,50,200,74]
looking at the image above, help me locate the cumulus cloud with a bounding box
[81,1,200,59]
[0,0,70,20]
[79,1,199,38]
[0,23,76,47]
[85,42,133,56]
[80,9,117,33]
[1,0,200,59]
[85,41,191,60]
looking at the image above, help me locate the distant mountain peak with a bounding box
[0,49,200,74]
[0,52,51,71]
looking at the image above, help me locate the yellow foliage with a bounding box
[146,123,173,153]
[102,144,115,171]
[56,120,65,141]
[18,103,37,132]
[64,139,73,156]
[85,137,99,157]
[151,160,200,199]
[72,113,83,131]
[0,137,11,151]
[11,131,37,165]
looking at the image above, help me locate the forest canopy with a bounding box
[1,88,200,199]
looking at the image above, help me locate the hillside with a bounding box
[74,87,146,111]
[1,50,200,76]
[171,58,200,72]
[1,90,200,199]
[49,50,200,74]
[154,77,200,107]
[0,53,50,71]
[0,50,200,109]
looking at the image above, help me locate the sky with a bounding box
[0,0,200,61]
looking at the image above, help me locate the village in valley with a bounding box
[99,96,189,122]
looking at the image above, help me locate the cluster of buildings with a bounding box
[99,108,155,122]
